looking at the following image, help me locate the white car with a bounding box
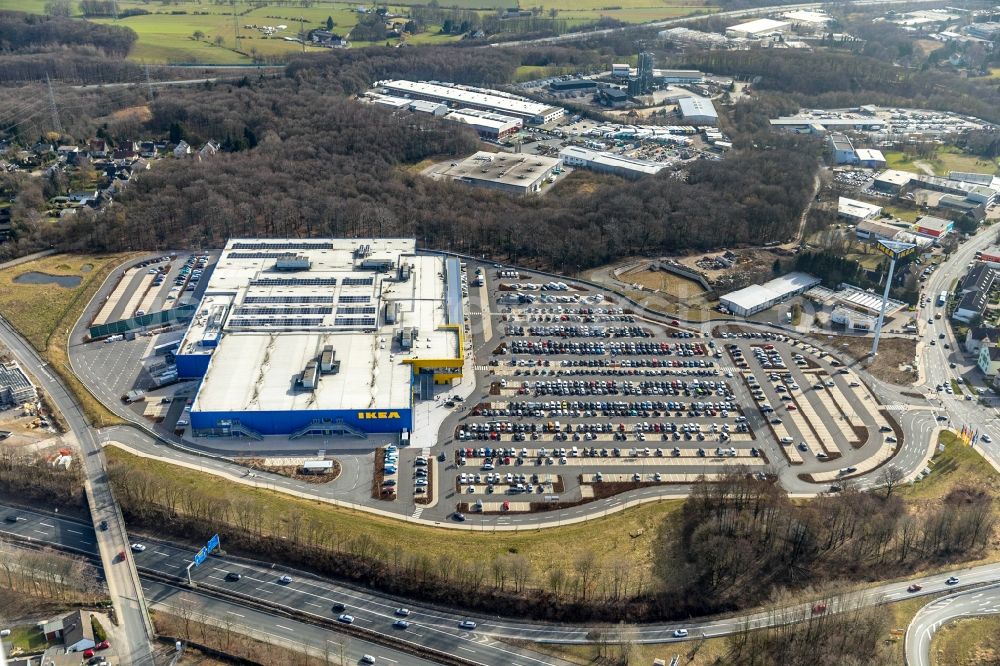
[458,620,477,629]
[360,656,375,664]
[982,434,993,443]
[130,543,146,552]
[278,575,292,584]
[338,614,355,624]
[673,629,689,638]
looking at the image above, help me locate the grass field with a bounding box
[2,0,711,63]
[931,615,1000,666]
[6,624,50,653]
[884,204,921,223]
[107,446,680,591]
[0,252,132,428]
[883,147,1000,178]
[901,431,1000,501]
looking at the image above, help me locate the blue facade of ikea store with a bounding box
[189,408,414,435]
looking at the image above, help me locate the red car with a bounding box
[117,550,126,562]
[907,584,923,593]
[83,649,95,658]
[95,640,110,650]
[811,602,827,615]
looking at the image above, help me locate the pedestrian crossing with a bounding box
[474,365,490,371]
[412,507,424,519]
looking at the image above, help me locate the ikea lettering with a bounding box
[357,411,401,420]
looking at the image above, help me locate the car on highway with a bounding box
[811,602,827,615]
[946,576,959,585]
[278,575,292,584]
[907,584,922,593]
[458,620,477,629]
[982,434,993,443]
[331,602,346,612]
[225,572,242,582]
[116,550,126,562]
[393,619,411,629]
[395,608,410,616]
[4,515,19,523]
[361,655,375,664]
[338,614,355,624]
[130,543,146,552]
[673,629,689,638]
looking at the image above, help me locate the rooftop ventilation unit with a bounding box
[275,254,311,271]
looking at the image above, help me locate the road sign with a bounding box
[207,534,220,551]
[193,546,208,566]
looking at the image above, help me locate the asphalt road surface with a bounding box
[0,315,156,665]
[905,583,1000,666]
[8,501,1000,656]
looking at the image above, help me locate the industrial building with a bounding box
[838,197,882,222]
[873,169,916,194]
[441,151,562,196]
[635,51,655,95]
[963,22,1000,40]
[831,306,875,331]
[377,80,564,124]
[444,109,522,140]
[783,10,832,27]
[658,27,730,48]
[828,133,856,164]
[0,360,36,407]
[408,100,448,116]
[677,96,719,126]
[855,218,902,242]
[598,88,629,108]
[720,272,820,316]
[559,145,666,179]
[611,63,631,78]
[725,18,789,39]
[549,79,596,92]
[855,148,886,168]
[654,69,705,84]
[914,215,954,239]
[176,239,464,437]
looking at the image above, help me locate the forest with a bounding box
[4,45,816,272]
[0,10,136,57]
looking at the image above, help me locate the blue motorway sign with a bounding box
[193,546,208,566]
[207,534,220,551]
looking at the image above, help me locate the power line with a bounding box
[46,73,61,133]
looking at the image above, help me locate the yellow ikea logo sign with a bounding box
[357,411,401,420]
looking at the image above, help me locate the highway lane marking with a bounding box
[227,611,245,617]
[457,646,476,653]
[275,624,294,631]
[32,529,46,535]
[304,601,323,608]
[39,522,54,527]
[66,529,83,535]
[377,658,398,663]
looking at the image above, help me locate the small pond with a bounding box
[13,272,82,288]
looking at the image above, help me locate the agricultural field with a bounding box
[0,0,713,64]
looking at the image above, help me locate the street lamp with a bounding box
[871,239,917,357]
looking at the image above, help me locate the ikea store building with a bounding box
[175,239,464,438]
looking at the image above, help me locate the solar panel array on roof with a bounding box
[338,294,371,303]
[231,242,336,250]
[227,252,299,260]
[228,317,324,328]
[250,277,338,286]
[336,306,377,315]
[334,317,377,327]
[234,307,334,316]
[243,295,335,304]
[342,277,374,286]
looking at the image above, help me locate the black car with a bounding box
[225,572,242,582]
[99,520,108,531]
[331,602,346,612]
[4,515,18,523]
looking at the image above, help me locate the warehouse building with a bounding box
[828,133,856,164]
[658,27,730,48]
[725,18,790,39]
[442,151,562,196]
[549,79,596,92]
[855,218,902,242]
[377,80,564,124]
[654,69,705,84]
[914,215,954,239]
[720,272,820,316]
[855,148,886,168]
[559,146,666,179]
[445,109,522,140]
[677,96,719,126]
[783,10,832,27]
[873,169,917,194]
[0,360,36,407]
[838,197,882,222]
[176,239,464,438]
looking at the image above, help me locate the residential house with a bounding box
[198,140,220,160]
[173,141,191,158]
[31,142,54,155]
[953,264,996,324]
[979,343,1000,379]
[61,610,95,653]
[56,145,80,164]
[68,190,99,206]
[87,139,107,158]
[112,141,139,160]
[965,326,1000,355]
[139,141,156,158]
[40,616,65,642]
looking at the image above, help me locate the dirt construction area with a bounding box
[813,334,919,385]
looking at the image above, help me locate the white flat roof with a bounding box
[855,148,885,161]
[783,10,831,23]
[379,80,561,119]
[678,96,718,119]
[446,110,520,132]
[839,197,882,218]
[186,239,460,415]
[559,146,666,175]
[721,272,820,311]
[876,169,916,186]
[729,18,790,33]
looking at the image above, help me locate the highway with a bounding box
[905,584,1000,666]
[0,315,156,664]
[8,501,1000,655]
